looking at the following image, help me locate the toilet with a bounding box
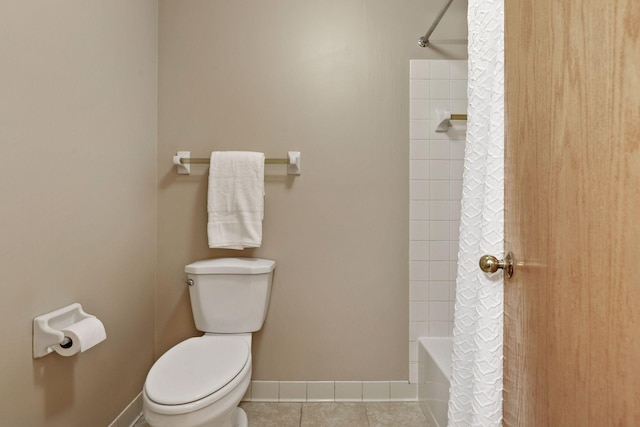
[143,257,276,427]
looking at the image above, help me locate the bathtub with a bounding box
[418,337,452,427]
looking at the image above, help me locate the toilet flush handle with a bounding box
[186,279,194,287]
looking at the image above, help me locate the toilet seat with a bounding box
[145,336,250,406]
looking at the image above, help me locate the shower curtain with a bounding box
[447,0,504,425]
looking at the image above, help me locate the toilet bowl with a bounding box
[143,335,252,427]
[143,258,276,427]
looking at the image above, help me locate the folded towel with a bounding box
[207,151,265,249]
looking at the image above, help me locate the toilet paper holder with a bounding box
[33,303,97,358]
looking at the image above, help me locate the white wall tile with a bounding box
[449,201,461,220]
[446,123,467,140]
[410,321,429,340]
[407,60,466,378]
[252,381,280,402]
[430,321,452,337]
[429,141,449,159]
[450,99,468,115]
[307,382,335,402]
[409,342,418,362]
[410,302,430,321]
[410,140,430,159]
[409,363,418,384]
[430,80,450,99]
[429,99,451,120]
[429,201,450,220]
[410,120,429,139]
[410,60,430,79]
[410,99,430,119]
[429,160,450,180]
[410,201,429,221]
[429,261,450,280]
[410,241,430,261]
[410,180,429,200]
[410,261,430,281]
[363,382,390,402]
[410,221,430,241]
[429,281,451,301]
[429,241,450,261]
[429,181,450,200]
[429,302,450,321]
[449,220,461,241]
[390,381,418,401]
[450,60,468,79]
[213,381,428,403]
[449,243,459,260]
[279,382,307,402]
[449,261,458,280]
[450,160,464,180]
[429,221,449,240]
[335,382,363,402]
[450,180,463,200]
[429,124,456,140]
[430,60,450,79]
[450,80,468,100]
[410,281,430,301]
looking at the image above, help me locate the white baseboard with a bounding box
[108,391,143,427]
[243,380,417,403]
[110,380,417,425]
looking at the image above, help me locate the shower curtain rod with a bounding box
[418,0,455,47]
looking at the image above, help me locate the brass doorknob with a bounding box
[479,252,514,278]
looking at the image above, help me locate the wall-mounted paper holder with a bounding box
[435,109,468,132]
[172,151,302,176]
[33,303,95,358]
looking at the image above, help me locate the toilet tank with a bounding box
[185,258,276,333]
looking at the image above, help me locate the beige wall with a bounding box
[157,0,467,381]
[0,1,157,425]
[0,1,467,423]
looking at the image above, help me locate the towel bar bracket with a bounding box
[172,151,191,174]
[287,151,301,175]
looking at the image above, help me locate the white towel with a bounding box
[207,151,265,249]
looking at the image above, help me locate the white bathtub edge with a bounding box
[418,337,452,427]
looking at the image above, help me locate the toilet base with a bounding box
[233,407,248,427]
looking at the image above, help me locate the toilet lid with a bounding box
[145,336,249,405]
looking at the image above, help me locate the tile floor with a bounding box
[134,401,431,427]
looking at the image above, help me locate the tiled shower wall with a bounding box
[408,60,467,383]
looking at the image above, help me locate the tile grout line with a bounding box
[364,401,372,427]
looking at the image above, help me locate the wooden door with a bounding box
[504,0,640,425]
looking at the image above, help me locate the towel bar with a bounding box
[182,157,289,165]
[173,151,301,175]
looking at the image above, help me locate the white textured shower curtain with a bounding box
[447,0,504,426]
